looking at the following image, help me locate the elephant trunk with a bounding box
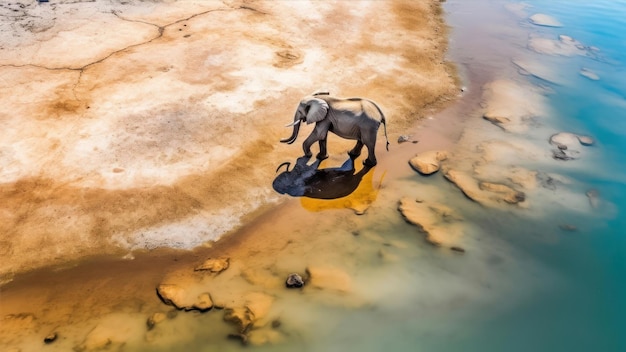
[280,113,302,144]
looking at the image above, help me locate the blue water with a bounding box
[446,1,626,351]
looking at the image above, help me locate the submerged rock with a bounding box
[528,13,562,27]
[409,150,448,175]
[580,68,600,81]
[443,169,527,207]
[549,132,594,160]
[146,312,167,330]
[194,257,230,273]
[305,266,352,293]
[398,197,464,247]
[559,224,577,232]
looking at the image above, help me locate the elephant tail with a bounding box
[373,102,390,152]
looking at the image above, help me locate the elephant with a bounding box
[280,93,389,167]
[272,155,373,199]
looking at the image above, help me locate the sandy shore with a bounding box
[0,0,457,281]
[0,0,463,350]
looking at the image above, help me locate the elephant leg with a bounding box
[348,140,364,158]
[362,129,378,167]
[302,133,317,157]
[316,139,328,160]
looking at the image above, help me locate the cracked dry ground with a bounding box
[0,0,457,280]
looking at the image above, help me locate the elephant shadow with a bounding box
[272,156,374,199]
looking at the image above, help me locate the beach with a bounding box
[2,0,625,351]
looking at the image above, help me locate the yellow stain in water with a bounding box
[300,167,386,214]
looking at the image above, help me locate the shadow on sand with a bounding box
[272,155,374,200]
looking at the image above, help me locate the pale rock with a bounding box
[479,182,526,204]
[580,68,600,80]
[397,197,464,246]
[443,169,527,207]
[577,135,595,146]
[549,132,593,160]
[528,35,589,57]
[409,150,448,175]
[194,292,214,311]
[529,13,562,27]
[194,257,230,273]
[156,284,188,309]
[156,284,212,311]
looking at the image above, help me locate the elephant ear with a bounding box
[303,97,329,124]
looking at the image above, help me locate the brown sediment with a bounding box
[0,0,461,349]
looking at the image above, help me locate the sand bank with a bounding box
[0,0,457,280]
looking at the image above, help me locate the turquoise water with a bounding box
[441,1,626,351]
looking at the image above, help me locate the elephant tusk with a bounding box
[285,120,301,127]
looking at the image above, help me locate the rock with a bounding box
[44,332,58,344]
[483,114,510,127]
[577,135,594,146]
[549,132,593,160]
[580,68,599,81]
[443,169,527,207]
[146,312,167,330]
[528,35,590,57]
[409,150,448,175]
[156,284,186,309]
[285,273,305,288]
[559,224,577,232]
[528,13,562,27]
[479,182,526,204]
[397,135,411,143]
[156,284,213,311]
[194,258,230,273]
[398,197,464,246]
[194,292,214,311]
[305,266,352,293]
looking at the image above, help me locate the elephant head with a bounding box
[280,96,329,144]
